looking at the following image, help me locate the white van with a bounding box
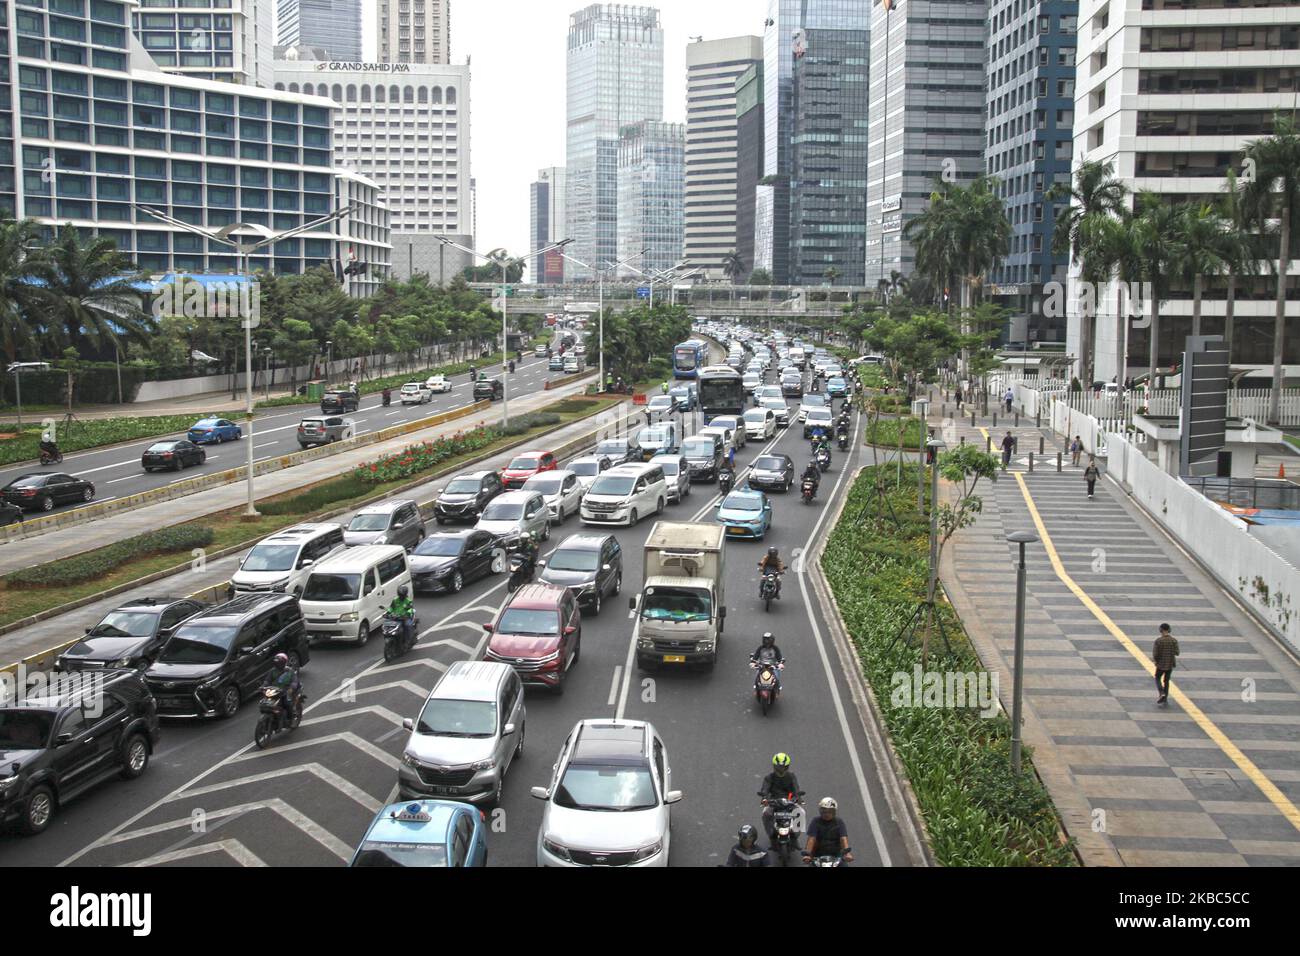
[230,523,346,596]
[743,407,776,440]
[299,545,413,646]
[580,462,668,527]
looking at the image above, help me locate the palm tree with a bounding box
[1130,192,1181,387]
[1218,171,1262,362]
[722,251,746,284]
[1238,113,1300,424]
[905,180,961,314]
[1047,159,1128,386]
[1171,203,1235,339]
[0,217,47,366]
[823,265,840,286]
[39,224,153,358]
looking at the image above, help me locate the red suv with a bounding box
[483,583,581,693]
[501,450,558,489]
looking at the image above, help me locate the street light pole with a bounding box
[1006,530,1039,774]
[562,250,643,392]
[926,438,946,609]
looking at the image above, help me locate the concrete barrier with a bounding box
[542,370,595,391]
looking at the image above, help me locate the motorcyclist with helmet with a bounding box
[266,652,302,720]
[39,436,61,463]
[725,824,772,867]
[803,797,854,864]
[756,546,784,599]
[801,458,821,497]
[759,752,802,844]
[750,631,785,693]
[388,584,416,647]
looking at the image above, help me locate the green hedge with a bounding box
[257,474,374,516]
[0,413,249,467]
[6,526,215,589]
[499,411,561,437]
[0,362,149,408]
[865,416,926,450]
[821,466,1075,866]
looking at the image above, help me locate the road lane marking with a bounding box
[607,666,622,707]
[1011,470,1300,834]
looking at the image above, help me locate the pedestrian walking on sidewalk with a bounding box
[955,385,964,411]
[1083,456,1100,498]
[1153,623,1180,704]
[1070,435,1083,467]
[1004,387,1014,413]
[1000,431,1015,470]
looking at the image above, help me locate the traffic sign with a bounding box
[636,286,651,299]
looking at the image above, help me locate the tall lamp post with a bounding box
[7,362,50,428]
[1006,530,1039,774]
[437,236,572,427]
[925,437,947,610]
[139,204,355,516]
[561,250,644,391]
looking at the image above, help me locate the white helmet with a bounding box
[818,796,838,811]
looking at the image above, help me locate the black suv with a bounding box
[537,532,623,615]
[435,470,505,524]
[473,378,504,401]
[321,389,360,413]
[56,596,208,672]
[1,669,160,835]
[143,593,309,719]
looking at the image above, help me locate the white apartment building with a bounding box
[335,170,392,298]
[377,0,450,65]
[132,0,276,86]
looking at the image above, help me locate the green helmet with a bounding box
[772,752,791,770]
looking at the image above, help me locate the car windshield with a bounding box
[242,543,300,572]
[90,610,159,637]
[444,478,482,495]
[569,461,601,477]
[722,493,761,512]
[597,442,627,455]
[353,842,449,867]
[640,586,712,622]
[761,398,785,408]
[588,475,635,496]
[414,537,465,557]
[157,625,236,665]
[348,513,391,532]
[681,440,714,457]
[524,476,564,495]
[0,710,54,749]
[744,410,767,422]
[655,459,679,475]
[803,394,827,406]
[480,501,522,520]
[639,427,670,443]
[415,698,497,737]
[555,764,657,812]
[303,573,361,601]
[755,456,786,471]
[808,410,833,422]
[546,548,600,572]
[508,456,540,470]
[496,608,559,636]
[147,442,178,452]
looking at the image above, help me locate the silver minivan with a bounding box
[650,453,691,504]
[344,499,426,551]
[398,661,525,806]
[475,490,551,549]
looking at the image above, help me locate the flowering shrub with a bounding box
[353,427,500,485]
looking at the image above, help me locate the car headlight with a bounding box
[0,775,19,794]
[637,637,653,649]
[471,758,496,772]
[113,657,133,668]
[401,751,420,768]
[433,565,454,577]
[632,841,663,862]
[198,675,223,689]
[339,612,359,623]
[542,838,572,862]
[697,642,715,652]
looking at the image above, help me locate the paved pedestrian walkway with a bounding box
[933,409,1300,866]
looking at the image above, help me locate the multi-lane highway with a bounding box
[0,354,555,520]
[0,357,921,868]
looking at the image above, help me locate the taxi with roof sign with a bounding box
[348,800,488,867]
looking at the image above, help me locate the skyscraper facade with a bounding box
[789,4,870,287]
[683,35,762,279]
[734,62,764,282]
[565,4,664,280]
[377,0,450,65]
[131,0,276,85]
[865,0,989,287]
[1,1,16,217]
[276,0,363,62]
[616,119,684,277]
[1068,0,1300,384]
[530,167,567,283]
[984,0,1076,348]
[757,0,800,282]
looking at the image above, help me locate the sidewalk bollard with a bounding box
[1056,452,1062,472]
[992,413,998,428]
[971,411,976,427]
[1039,436,1045,454]
[1028,452,1034,472]
[1015,412,1020,426]
[1036,409,1041,427]
[985,435,992,453]
[960,435,965,446]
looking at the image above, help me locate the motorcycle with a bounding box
[816,447,831,472]
[718,469,734,496]
[253,684,305,749]
[508,360,516,373]
[507,551,535,593]
[837,431,849,451]
[382,609,419,663]
[763,791,805,866]
[750,659,783,715]
[39,446,63,466]
[808,854,845,867]
[801,476,817,504]
[758,570,781,611]
[381,388,392,407]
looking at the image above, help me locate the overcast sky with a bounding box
[360,0,769,273]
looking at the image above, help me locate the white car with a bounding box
[706,415,747,449]
[742,371,762,393]
[758,395,790,427]
[425,375,452,393]
[400,382,432,405]
[569,454,613,492]
[698,424,739,455]
[533,719,680,868]
[523,469,585,523]
[743,407,776,440]
[755,384,783,402]
[563,357,581,373]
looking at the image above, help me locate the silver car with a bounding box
[474,490,550,549]
[399,661,525,805]
[595,437,636,466]
[569,454,612,493]
[650,453,690,503]
[297,416,356,448]
[343,499,426,551]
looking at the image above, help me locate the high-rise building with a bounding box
[377,0,450,65]
[531,167,567,283]
[1,1,17,217]
[865,0,989,287]
[756,0,800,282]
[683,35,762,279]
[789,4,870,287]
[734,63,764,282]
[276,0,363,62]
[274,52,473,281]
[10,0,355,275]
[335,170,393,298]
[984,1,1076,348]
[565,4,664,280]
[617,119,684,277]
[1068,0,1300,384]
[131,0,276,86]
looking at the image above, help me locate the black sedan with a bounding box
[142,439,207,472]
[2,473,95,512]
[747,453,795,492]
[408,530,505,594]
[55,596,207,672]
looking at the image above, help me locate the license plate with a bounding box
[663,654,686,663]
[426,786,451,795]
[728,526,748,535]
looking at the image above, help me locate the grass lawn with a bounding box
[865,416,926,450]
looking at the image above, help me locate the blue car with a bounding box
[827,377,848,398]
[714,488,773,540]
[349,800,488,867]
[187,417,243,444]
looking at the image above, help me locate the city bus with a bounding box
[697,365,746,423]
[672,339,709,379]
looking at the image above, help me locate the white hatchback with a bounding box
[523,469,585,523]
[425,375,452,393]
[743,407,776,440]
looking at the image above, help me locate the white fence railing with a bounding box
[1023,387,1300,427]
[1106,433,1300,654]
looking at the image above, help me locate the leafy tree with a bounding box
[38,224,153,359]
[722,251,746,284]
[748,268,774,285]
[0,217,46,365]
